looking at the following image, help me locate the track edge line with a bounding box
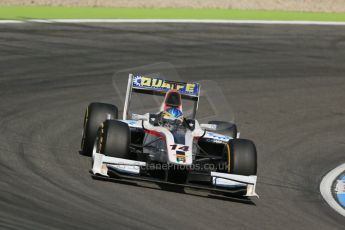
[1,19,345,26]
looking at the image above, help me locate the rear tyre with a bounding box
[225,139,257,176]
[81,102,118,156]
[97,120,130,159]
[208,121,237,138]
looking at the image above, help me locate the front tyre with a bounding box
[97,120,130,159]
[224,139,257,176]
[81,102,118,156]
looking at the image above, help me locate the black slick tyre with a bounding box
[81,102,118,156]
[225,139,257,176]
[97,120,130,159]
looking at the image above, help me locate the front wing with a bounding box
[92,153,258,197]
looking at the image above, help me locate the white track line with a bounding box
[0,20,23,24]
[320,163,345,217]
[1,19,345,26]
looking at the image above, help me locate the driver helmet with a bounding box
[161,90,184,130]
[162,89,183,121]
[162,107,183,131]
[163,107,183,120]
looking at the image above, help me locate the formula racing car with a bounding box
[81,74,258,197]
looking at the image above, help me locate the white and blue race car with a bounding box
[81,74,258,197]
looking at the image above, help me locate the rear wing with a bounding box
[123,74,200,120]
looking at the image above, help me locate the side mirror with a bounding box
[132,113,148,121]
[200,123,217,130]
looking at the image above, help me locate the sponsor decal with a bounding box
[335,174,345,207]
[132,75,199,96]
[205,132,231,142]
[176,151,186,163]
[336,180,345,194]
[170,144,188,163]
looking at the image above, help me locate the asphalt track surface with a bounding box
[1,22,345,230]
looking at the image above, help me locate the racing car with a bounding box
[81,75,258,197]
